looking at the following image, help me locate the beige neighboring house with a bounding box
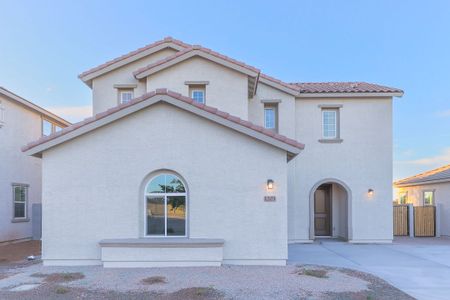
[394,164,450,236]
[0,87,70,243]
[23,37,403,267]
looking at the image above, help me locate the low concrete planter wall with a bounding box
[99,238,224,268]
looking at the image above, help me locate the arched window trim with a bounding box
[144,173,188,238]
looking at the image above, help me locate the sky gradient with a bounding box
[1,0,449,180]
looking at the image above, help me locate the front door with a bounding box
[314,185,331,236]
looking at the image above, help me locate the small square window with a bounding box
[191,90,205,104]
[120,90,134,104]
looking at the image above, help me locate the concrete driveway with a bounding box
[289,237,450,300]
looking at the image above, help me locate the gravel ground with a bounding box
[0,262,413,299]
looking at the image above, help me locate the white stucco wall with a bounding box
[41,102,288,265]
[395,183,450,236]
[289,97,394,243]
[146,57,249,120]
[92,48,177,114]
[248,83,296,139]
[0,96,43,242]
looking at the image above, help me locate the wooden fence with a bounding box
[393,205,409,236]
[414,206,435,237]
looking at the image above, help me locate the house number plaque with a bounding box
[264,196,276,202]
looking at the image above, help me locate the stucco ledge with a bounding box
[99,238,225,248]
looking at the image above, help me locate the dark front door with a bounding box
[314,185,331,236]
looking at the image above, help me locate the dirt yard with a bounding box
[0,241,41,266]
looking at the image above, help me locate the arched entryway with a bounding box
[309,179,352,241]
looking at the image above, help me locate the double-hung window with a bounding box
[12,184,28,221]
[322,109,338,139]
[145,174,187,237]
[264,104,278,131]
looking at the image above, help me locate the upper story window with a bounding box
[119,90,134,104]
[12,184,28,221]
[322,109,337,139]
[42,119,53,136]
[42,118,62,137]
[264,104,278,132]
[188,84,206,104]
[145,173,187,237]
[423,191,434,206]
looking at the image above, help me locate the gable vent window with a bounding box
[119,90,134,104]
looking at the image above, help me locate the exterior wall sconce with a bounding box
[267,179,274,190]
[368,189,374,197]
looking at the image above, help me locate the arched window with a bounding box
[145,173,187,237]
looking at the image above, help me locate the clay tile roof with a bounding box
[394,164,450,186]
[23,89,304,155]
[79,37,191,79]
[290,82,403,94]
[133,46,260,78]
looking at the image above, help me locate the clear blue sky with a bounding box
[1,0,449,180]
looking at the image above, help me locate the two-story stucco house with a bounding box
[0,87,70,243]
[23,37,403,267]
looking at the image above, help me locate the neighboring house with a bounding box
[0,87,70,243]
[394,164,450,236]
[23,37,403,267]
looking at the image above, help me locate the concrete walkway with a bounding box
[288,237,450,300]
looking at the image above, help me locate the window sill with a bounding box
[318,138,343,144]
[11,218,30,223]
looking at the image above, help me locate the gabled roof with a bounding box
[0,87,71,126]
[79,36,403,98]
[291,82,403,97]
[134,45,260,79]
[78,37,191,87]
[23,89,304,159]
[394,164,450,187]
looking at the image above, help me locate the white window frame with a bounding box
[191,89,205,104]
[144,174,188,238]
[322,109,339,139]
[264,104,278,131]
[42,118,53,136]
[12,184,29,221]
[119,90,134,104]
[423,190,435,206]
